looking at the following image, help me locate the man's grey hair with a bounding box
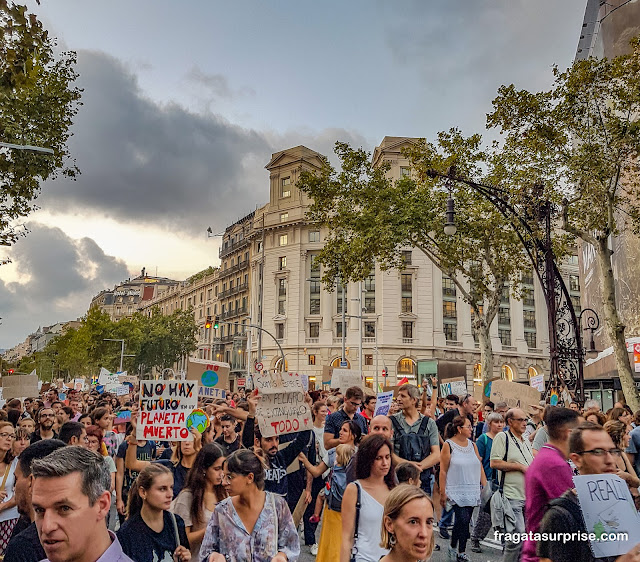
[31,447,110,505]
[398,384,420,402]
[584,399,599,411]
[486,412,504,425]
[495,401,508,410]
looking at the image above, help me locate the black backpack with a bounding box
[390,415,433,464]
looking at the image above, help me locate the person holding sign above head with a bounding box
[537,422,640,562]
[241,392,312,498]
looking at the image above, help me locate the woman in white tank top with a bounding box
[439,415,486,562]
[340,434,397,562]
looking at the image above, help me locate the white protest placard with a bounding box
[74,378,85,392]
[573,473,640,558]
[253,372,313,437]
[373,391,394,416]
[115,385,130,396]
[98,367,119,386]
[440,378,467,397]
[300,374,309,392]
[490,379,541,412]
[331,369,362,391]
[137,380,198,441]
[529,374,545,392]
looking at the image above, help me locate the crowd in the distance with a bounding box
[1,380,640,562]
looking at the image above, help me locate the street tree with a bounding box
[0,1,82,246]
[297,136,528,383]
[487,37,640,411]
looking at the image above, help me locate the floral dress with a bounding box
[199,492,300,562]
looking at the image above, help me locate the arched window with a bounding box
[501,364,515,381]
[397,357,416,376]
[331,357,350,368]
[528,366,539,378]
[473,363,482,383]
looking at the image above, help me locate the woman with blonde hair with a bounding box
[0,421,19,555]
[380,485,435,562]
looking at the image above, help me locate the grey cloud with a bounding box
[0,222,129,348]
[185,66,255,99]
[38,50,367,235]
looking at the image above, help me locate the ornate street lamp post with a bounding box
[427,167,599,404]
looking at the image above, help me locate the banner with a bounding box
[439,378,467,397]
[115,385,130,396]
[573,473,640,558]
[137,380,199,441]
[331,369,363,391]
[2,373,39,399]
[529,374,545,392]
[118,374,139,387]
[253,372,313,437]
[98,368,119,386]
[198,386,227,399]
[187,359,229,394]
[373,391,394,416]
[490,379,540,412]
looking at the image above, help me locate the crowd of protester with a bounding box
[0,380,639,562]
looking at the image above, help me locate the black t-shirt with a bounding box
[4,521,45,562]
[116,440,156,500]
[436,409,473,437]
[537,490,617,562]
[117,511,189,562]
[215,434,241,456]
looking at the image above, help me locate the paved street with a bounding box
[298,524,504,562]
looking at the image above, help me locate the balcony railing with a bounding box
[402,337,414,344]
[219,237,250,259]
[305,337,319,344]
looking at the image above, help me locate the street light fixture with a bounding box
[429,166,599,403]
[0,142,54,155]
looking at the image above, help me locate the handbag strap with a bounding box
[498,432,509,494]
[350,481,362,561]
[0,462,11,492]
[168,511,180,551]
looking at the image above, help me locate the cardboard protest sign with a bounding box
[118,374,138,387]
[98,368,119,386]
[574,473,640,558]
[439,377,467,397]
[490,379,540,412]
[114,410,131,425]
[186,408,210,433]
[2,373,39,400]
[187,358,229,394]
[529,374,545,392]
[74,378,85,392]
[137,380,199,441]
[253,372,312,437]
[383,385,403,397]
[331,369,362,391]
[115,385,130,396]
[198,386,227,400]
[373,391,394,416]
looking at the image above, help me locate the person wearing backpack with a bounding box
[391,384,440,495]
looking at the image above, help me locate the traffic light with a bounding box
[205,316,212,329]
[213,316,219,330]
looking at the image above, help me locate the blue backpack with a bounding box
[327,463,349,512]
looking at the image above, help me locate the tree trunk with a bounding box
[476,322,494,385]
[596,237,640,412]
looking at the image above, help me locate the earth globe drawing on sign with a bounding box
[186,409,210,434]
[201,370,219,388]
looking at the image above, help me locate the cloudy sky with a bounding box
[0,0,588,349]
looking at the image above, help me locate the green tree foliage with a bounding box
[0,1,82,246]
[297,136,528,381]
[39,307,197,379]
[487,37,640,410]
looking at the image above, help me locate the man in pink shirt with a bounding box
[522,406,581,562]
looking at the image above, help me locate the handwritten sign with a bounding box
[373,391,394,416]
[198,386,226,399]
[137,380,198,441]
[74,378,85,392]
[98,368,119,386]
[574,473,640,558]
[2,374,39,400]
[187,359,229,392]
[253,372,312,437]
[439,378,467,397]
[490,379,540,412]
[115,385,130,396]
[118,374,138,387]
[529,374,545,392]
[331,369,363,391]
